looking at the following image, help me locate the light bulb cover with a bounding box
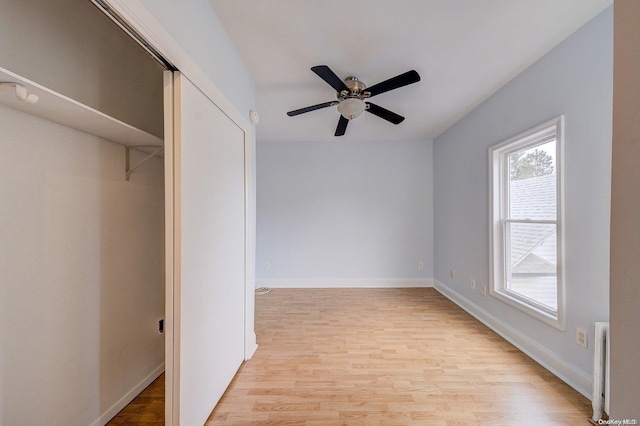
[337,98,366,120]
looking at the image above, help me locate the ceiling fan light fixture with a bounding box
[287,65,420,135]
[337,98,366,120]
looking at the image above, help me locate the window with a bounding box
[489,116,564,329]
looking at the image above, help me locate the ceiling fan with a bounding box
[287,65,421,136]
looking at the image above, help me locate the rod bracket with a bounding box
[0,82,39,103]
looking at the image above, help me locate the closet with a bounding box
[0,0,165,424]
[2,0,256,424]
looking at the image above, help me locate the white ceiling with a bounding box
[210,0,611,143]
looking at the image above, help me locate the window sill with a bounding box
[490,288,565,330]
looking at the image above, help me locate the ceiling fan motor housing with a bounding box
[338,76,371,100]
[344,76,366,93]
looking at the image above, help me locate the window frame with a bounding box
[488,116,565,330]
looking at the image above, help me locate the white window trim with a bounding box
[489,116,565,330]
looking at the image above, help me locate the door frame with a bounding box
[95,1,258,424]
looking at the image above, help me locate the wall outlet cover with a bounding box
[576,328,588,348]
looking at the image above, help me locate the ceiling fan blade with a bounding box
[335,115,349,136]
[287,101,336,116]
[366,70,421,97]
[311,65,349,93]
[365,102,405,125]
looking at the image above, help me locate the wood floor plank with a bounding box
[110,288,593,425]
[207,288,592,425]
[107,373,164,425]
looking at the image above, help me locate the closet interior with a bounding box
[0,0,166,424]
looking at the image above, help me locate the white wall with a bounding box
[0,105,164,425]
[138,0,255,117]
[610,0,640,418]
[433,7,612,397]
[0,0,164,137]
[256,140,433,287]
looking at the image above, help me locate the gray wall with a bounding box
[433,6,612,386]
[610,0,640,418]
[257,140,433,284]
[0,0,164,137]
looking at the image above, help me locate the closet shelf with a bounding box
[0,66,163,147]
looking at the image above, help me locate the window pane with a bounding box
[508,140,556,220]
[506,221,557,311]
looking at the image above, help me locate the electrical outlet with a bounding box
[470,279,476,290]
[265,262,270,270]
[450,269,455,279]
[576,328,588,348]
[418,262,424,270]
[480,284,487,296]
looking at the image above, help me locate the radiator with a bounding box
[592,322,610,421]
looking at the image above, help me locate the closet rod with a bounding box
[126,145,163,181]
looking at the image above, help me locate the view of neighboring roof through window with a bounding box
[489,116,564,329]
[507,141,557,311]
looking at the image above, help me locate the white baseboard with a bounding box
[432,280,592,400]
[257,278,434,289]
[92,363,165,426]
[245,333,258,361]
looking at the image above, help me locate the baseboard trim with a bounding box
[257,278,434,289]
[92,362,165,426]
[432,280,592,400]
[245,333,258,361]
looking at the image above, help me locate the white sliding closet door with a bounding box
[165,71,246,425]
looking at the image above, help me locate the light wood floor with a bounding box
[107,373,164,425]
[112,288,593,425]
